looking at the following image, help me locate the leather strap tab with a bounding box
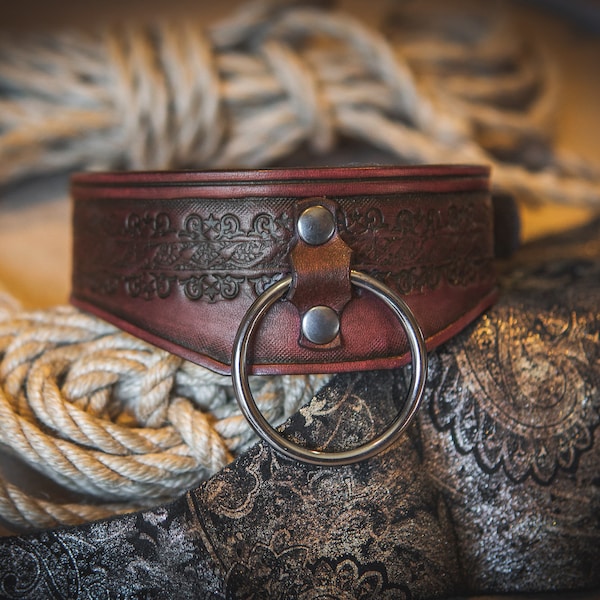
[288,198,352,349]
[70,165,500,375]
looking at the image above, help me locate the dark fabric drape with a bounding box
[0,220,598,599]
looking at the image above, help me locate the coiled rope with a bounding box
[0,0,599,532]
[2,0,600,205]
[0,287,326,531]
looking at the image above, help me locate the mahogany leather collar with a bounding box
[70,165,497,375]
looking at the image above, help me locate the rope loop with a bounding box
[0,292,328,531]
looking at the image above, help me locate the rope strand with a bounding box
[0,0,599,205]
[0,295,328,530]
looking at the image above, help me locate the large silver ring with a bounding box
[232,270,428,466]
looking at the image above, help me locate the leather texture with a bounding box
[288,198,352,349]
[70,165,497,375]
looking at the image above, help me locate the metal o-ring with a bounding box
[231,270,428,466]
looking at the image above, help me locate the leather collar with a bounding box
[70,165,498,375]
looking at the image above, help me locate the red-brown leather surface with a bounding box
[70,165,497,375]
[288,197,353,349]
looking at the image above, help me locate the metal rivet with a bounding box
[297,205,335,246]
[301,306,340,345]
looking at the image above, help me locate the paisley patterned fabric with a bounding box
[0,220,599,599]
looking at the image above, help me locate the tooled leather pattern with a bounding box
[74,208,295,302]
[73,193,494,303]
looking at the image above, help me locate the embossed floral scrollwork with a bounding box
[428,300,600,484]
[180,214,204,240]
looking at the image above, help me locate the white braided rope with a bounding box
[0,0,599,532]
[0,1,599,205]
[0,292,328,531]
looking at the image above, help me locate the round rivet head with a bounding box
[297,205,335,246]
[301,306,340,345]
